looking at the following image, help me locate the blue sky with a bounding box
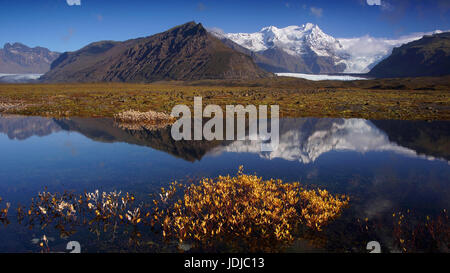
[0,0,449,52]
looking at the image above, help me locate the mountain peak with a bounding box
[302,23,317,31]
[260,23,320,33]
[165,21,207,38]
[175,21,202,30]
[4,42,28,49]
[224,23,342,57]
[0,42,60,74]
[261,25,278,32]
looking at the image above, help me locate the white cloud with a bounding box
[366,0,392,10]
[367,0,381,5]
[207,27,225,37]
[310,7,323,18]
[62,28,75,42]
[197,2,206,11]
[66,0,81,6]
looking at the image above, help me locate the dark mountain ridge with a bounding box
[369,32,450,78]
[41,22,271,83]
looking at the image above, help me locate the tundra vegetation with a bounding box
[113,109,176,130]
[0,76,449,120]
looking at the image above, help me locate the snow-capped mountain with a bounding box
[225,23,343,57]
[211,24,445,73]
[213,23,348,74]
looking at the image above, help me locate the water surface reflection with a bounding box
[0,115,448,252]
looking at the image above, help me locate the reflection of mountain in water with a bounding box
[372,120,450,161]
[54,118,224,162]
[215,118,449,163]
[0,115,448,163]
[0,115,61,140]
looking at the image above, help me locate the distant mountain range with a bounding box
[211,24,446,74]
[1,22,448,81]
[41,22,270,83]
[0,43,60,74]
[369,32,450,78]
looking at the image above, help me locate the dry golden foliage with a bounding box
[0,197,11,224]
[114,109,176,131]
[114,109,175,124]
[114,121,172,131]
[160,167,349,250]
[299,189,350,231]
[0,102,26,112]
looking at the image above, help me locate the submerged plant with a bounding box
[21,189,147,241]
[2,169,448,253]
[6,168,348,252]
[393,209,449,253]
[159,166,349,251]
[0,197,11,225]
[299,189,349,231]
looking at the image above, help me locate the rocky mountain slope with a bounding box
[0,43,60,74]
[368,32,450,78]
[41,22,270,83]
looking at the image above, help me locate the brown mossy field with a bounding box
[0,75,449,120]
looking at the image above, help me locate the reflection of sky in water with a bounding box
[0,116,449,251]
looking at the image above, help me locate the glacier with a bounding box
[275,73,369,81]
[0,73,42,83]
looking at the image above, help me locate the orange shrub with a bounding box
[160,167,349,251]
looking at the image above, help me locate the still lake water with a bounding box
[0,115,449,252]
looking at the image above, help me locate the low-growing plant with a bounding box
[114,109,175,123]
[159,166,349,251]
[392,209,449,253]
[113,109,176,131]
[0,197,11,225]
